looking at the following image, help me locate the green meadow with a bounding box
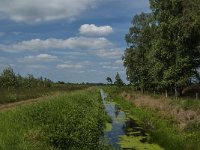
[0,88,111,150]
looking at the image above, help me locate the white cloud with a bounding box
[64,37,112,49]
[0,37,112,52]
[0,0,98,23]
[57,64,83,69]
[102,65,120,70]
[96,48,123,59]
[56,60,92,69]
[79,24,113,36]
[19,54,58,63]
[36,54,57,60]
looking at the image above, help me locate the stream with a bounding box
[100,89,163,150]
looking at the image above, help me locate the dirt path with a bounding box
[0,93,59,112]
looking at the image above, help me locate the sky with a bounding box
[0,0,150,83]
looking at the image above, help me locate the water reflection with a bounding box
[100,89,148,149]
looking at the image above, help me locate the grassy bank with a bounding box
[104,86,200,150]
[0,88,110,150]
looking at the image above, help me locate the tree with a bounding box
[124,0,200,97]
[123,13,152,93]
[149,0,200,97]
[114,72,124,86]
[106,77,113,85]
[0,67,18,90]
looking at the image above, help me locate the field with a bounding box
[0,84,90,104]
[1,85,200,150]
[0,87,111,150]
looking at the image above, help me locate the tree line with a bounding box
[123,0,200,97]
[0,67,52,91]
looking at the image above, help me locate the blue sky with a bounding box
[0,0,150,83]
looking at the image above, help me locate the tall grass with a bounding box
[0,88,110,150]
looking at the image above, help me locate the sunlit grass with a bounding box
[0,88,110,150]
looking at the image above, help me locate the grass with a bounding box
[104,86,200,150]
[0,88,111,150]
[0,84,90,104]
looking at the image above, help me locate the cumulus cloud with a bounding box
[0,37,112,52]
[102,65,120,70]
[57,64,83,69]
[19,54,58,63]
[56,60,92,69]
[96,48,123,59]
[0,0,98,23]
[35,54,58,60]
[79,24,113,36]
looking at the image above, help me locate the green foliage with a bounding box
[0,67,18,90]
[124,13,152,91]
[124,0,200,96]
[0,68,54,103]
[114,72,124,86]
[0,67,53,90]
[0,89,110,150]
[106,77,113,85]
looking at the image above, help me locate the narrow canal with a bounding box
[100,89,164,150]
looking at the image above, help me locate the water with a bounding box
[100,89,148,149]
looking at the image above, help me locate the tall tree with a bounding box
[114,72,124,86]
[149,0,200,96]
[124,0,200,97]
[124,13,152,93]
